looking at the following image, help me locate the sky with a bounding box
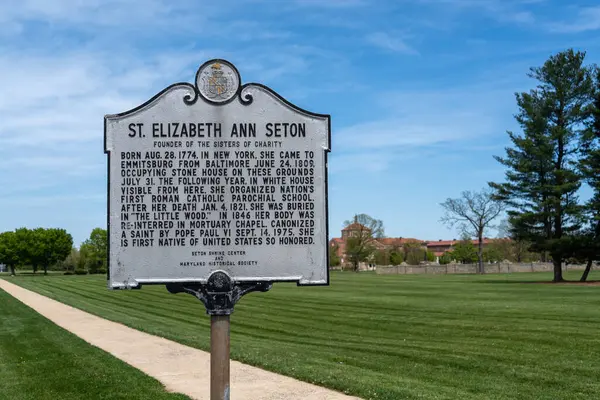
[1,0,600,246]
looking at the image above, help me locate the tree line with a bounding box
[330,214,540,271]
[0,227,107,276]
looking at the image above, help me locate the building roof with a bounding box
[427,240,456,247]
[376,237,424,246]
[426,238,506,248]
[341,223,371,231]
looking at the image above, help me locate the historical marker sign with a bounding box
[104,59,330,289]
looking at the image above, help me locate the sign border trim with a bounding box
[103,59,331,289]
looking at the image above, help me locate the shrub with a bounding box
[439,252,453,265]
[389,251,404,265]
[426,251,436,262]
[406,249,427,265]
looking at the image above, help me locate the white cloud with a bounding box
[548,6,600,33]
[365,32,418,55]
[0,47,211,232]
[331,86,517,172]
[0,0,362,246]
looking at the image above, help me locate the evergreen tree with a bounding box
[490,49,595,282]
[577,67,600,281]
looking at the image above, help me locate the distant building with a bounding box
[329,223,426,269]
[329,222,507,268]
[426,238,497,258]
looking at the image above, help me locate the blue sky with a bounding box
[1,0,599,246]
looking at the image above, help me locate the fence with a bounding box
[375,262,588,275]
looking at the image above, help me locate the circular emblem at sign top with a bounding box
[196,60,240,104]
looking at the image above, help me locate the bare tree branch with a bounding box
[342,214,384,272]
[440,188,505,273]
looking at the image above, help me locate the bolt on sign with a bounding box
[105,59,330,290]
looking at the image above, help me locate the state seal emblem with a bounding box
[197,60,240,104]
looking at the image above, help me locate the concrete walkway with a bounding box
[0,279,361,400]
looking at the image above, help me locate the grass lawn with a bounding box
[0,289,191,400]
[3,270,600,400]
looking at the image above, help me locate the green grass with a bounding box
[4,270,600,400]
[0,289,191,400]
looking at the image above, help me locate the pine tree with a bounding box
[489,49,594,282]
[577,67,600,281]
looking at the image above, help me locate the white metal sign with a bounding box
[104,59,330,289]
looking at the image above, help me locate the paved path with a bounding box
[0,279,361,400]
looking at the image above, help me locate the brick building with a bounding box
[329,223,426,268]
[426,238,496,258]
[329,223,502,267]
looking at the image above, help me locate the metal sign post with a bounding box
[167,272,271,400]
[104,59,330,400]
[211,315,230,400]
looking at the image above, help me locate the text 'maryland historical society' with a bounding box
[104,60,330,289]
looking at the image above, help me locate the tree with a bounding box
[439,252,453,265]
[496,219,540,262]
[451,238,478,264]
[489,49,595,282]
[43,229,73,275]
[13,228,36,272]
[483,246,502,263]
[61,248,80,274]
[19,228,48,274]
[426,251,436,263]
[0,231,20,275]
[342,214,384,272]
[329,243,341,267]
[389,250,404,265]
[405,248,425,265]
[401,242,427,265]
[80,228,107,274]
[374,249,390,266]
[5,228,72,275]
[576,67,600,281]
[440,188,504,273]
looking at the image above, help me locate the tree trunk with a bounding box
[552,259,564,282]
[9,265,15,276]
[478,232,484,274]
[353,260,359,272]
[580,259,593,282]
[43,264,48,275]
[33,264,37,274]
